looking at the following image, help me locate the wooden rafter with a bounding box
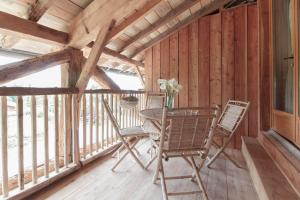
[131,0,231,58]
[69,0,147,48]
[0,11,68,45]
[107,0,162,42]
[76,20,116,97]
[103,47,144,67]
[92,67,120,90]
[134,65,145,87]
[0,48,71,85]
[119,0,199,52]
[87,42,144,67]
[28,0,56,22]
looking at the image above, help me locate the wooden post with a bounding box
[96,94,99,151]
[31,96,37,184]
[89,93,93,155]
[17,96,24,189]
[61,48,83,164]
[72,94,80,164]
[1,97,8,196]
[43,96,49,178]
[101,94,104,148]
[54,95,59,173]
[82,94,87,158]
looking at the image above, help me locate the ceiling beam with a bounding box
[131,0,230,58]
[92,67,120,90]
[119,0,199,52]
[0,11,68,45]
[134,65,145,87]
[76,20,116,97]
[28,0,56,22]
[0,48,71,85]
[69,0,148,48]
[107,0,162,42]
[103,47,144,67]
[87,42,144,67]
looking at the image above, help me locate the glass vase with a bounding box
[167,94,174,110]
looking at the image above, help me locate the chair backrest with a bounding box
[217,100,250,134]
[160,107,219,152]
[145,93,165,109]
[102,98,121,135]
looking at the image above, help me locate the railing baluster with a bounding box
[117,94,121,140]
[96,94,99,151]
[89,93,93,155]
[72,94,80,164]
[54,95,59,173]
[1,96,8,196]
[82,94,87,159]
[31,96,37,184]
[43,96,49,178]
[113,94,117,143]
[105,94,110,147]
[17,96,24,190]
[109,94,114,144]
[101,94,104,149]
[64,95,71,167]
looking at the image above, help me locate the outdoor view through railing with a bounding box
[0,89,146,198]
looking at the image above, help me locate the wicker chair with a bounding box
[206,100,250,168]
[142,93,166,133]
[102,98,148,171]
[153,106,220,200]
[145,92,165,109]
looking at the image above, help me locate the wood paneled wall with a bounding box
[144,5,259,148]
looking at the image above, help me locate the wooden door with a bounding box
[271,0,296,143]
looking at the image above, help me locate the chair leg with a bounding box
[153,149,163,183]
[145,153,157,169]
[212,141,241,168]
[111,139,144,171]
[206,139,241,168]
[159,161,168,200]
[190,157,208,200]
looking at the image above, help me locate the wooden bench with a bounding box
[242,137,299,200]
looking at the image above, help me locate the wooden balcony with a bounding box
[27,143,257,200]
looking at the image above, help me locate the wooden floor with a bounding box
[27,141,258,200]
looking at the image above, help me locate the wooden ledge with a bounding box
[258,131,300,196]
[242,137,299,200]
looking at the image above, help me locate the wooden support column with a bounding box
[258,0,271,131]
[60,49,83,161]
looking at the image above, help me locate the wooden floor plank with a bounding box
[27,141,258,200]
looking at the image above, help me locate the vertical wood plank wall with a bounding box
[144,5,259,148]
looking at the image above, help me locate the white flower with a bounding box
[157,78,182,95]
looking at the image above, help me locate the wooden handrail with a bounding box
[0,87,78,96]
[0,87,145,96]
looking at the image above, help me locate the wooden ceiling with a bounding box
[0,0,230,74]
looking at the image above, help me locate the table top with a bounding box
[139,108,163,121]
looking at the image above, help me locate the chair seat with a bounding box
[120,126,149,137]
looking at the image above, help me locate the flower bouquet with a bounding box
[157,78,182,110]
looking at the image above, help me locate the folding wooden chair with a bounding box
[145,92,166,109]
[142,92,166,135]
[153,106,219,200]
[206,100,250,168]
[102,98,148,171]
[142,93,166,168]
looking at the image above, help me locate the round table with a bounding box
[139,108,163,121]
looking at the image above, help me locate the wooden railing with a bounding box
[0,88,145,199]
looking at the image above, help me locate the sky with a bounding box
[0,55,143,90]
